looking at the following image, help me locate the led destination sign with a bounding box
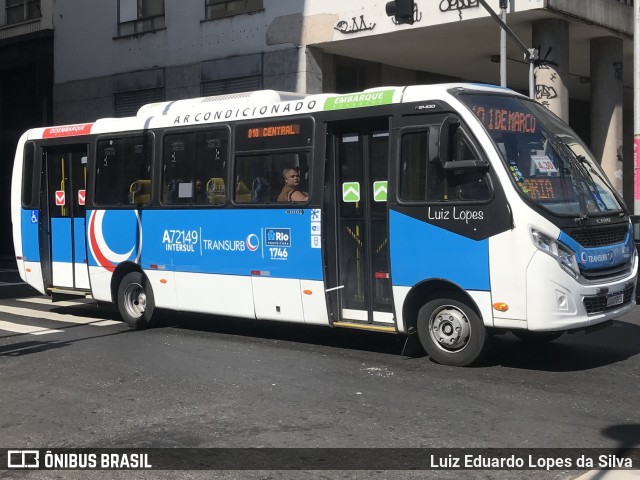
[523,178,575,202]
[471,106,536,134]
[247,124,301,139]
[236,118,313,151]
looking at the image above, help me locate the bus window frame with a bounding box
[92,131,155,209]
[395,121,495,207]
[231,116,315,208]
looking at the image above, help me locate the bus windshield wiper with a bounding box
[541,131,590,219]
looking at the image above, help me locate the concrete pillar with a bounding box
[590,37,624,193]
[304,47,324,94]
[532,19,570,122]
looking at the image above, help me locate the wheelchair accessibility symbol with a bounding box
[30,210,38,224]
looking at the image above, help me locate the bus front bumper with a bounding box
[525,251,637,332]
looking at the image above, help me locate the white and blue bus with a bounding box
[11,84,637,366]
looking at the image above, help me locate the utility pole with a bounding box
[500,0,507,87]
[634,0,640,214]
[476,0,537,98]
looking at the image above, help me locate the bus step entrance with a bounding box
[48,288,91,303]
[332,321,396,334]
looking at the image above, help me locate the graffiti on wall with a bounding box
[439,0,479,12]
[534,47,560,110]
[335,15,375,34]
[613,62,623,82]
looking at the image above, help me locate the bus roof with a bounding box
[26,83,519,140]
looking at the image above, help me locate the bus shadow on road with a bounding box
[154,312,409,357]
[0,330,131,357]
[484,319,640,371]
[0,340,71,356]
[152,313,640,371]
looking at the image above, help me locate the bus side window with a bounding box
[448,131,490,201]
[22,142,37,208]
[399,130,445,202]
[196,130,227,206]
[124,135,153,205]
[95,139,123,206]
[234,152,309,205]
[398,128,490,203]
[162,129,228,206]
[235,155,268,203]
[163,135,190,205]
[95,134,153,207]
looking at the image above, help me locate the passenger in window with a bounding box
[194,179,205,204]
[277,168,308,202]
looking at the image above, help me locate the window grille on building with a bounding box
[118,0,165,36]
[114,88,164,117]
[5,0,40,25]
[201,75,261,96]
[205,0,263,20]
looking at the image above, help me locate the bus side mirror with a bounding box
[438,116,460,167]
[428,125,440,164]
[443,159,490,170]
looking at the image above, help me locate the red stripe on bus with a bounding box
[43,123,94,138]
[88,211,115,272]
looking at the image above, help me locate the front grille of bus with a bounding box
[565,225,628,248]
[580,263,632,281]
[582,283,634,315]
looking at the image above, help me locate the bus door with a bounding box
[43,145,90,289]
[324,119,395,327]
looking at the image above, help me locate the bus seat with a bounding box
[206,177,225,205]
[129,179,151,205]
[236,180,251,203]
[251,177,270,203]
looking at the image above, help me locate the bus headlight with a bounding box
[531,228,579,278]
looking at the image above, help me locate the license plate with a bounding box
[606,293,624,307]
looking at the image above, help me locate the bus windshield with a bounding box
[459,92,624,218]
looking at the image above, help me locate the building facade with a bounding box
[0,0,53,259]
[0,0,635,258]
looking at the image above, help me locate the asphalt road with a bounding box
[0,272,639,480]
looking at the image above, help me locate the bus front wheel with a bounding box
[417,297,489,367]
[117,271,156,329]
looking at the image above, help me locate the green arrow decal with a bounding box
[342,182,361,203]
[373,181,388,202]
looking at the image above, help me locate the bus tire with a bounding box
[417,296,489,367]
[513,330,563,344]
[117,271,155,329]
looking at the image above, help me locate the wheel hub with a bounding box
[124,283,146,318]
[430,307,470,352]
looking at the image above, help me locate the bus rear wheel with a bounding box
[117,271,156,329]
[417,297,489,367]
